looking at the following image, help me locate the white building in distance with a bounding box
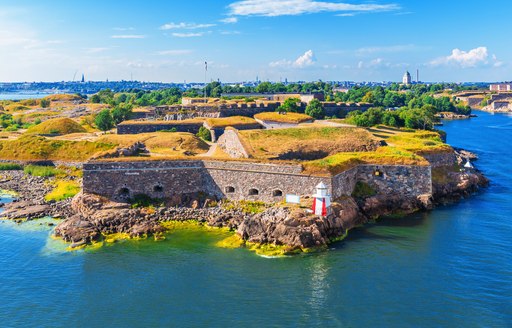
[402,71,412,85]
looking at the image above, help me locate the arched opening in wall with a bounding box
[225,186,235,193]
[118,187,130,197]
[153,185,163,193]
[272,190,283,197]
[248,188,259,196]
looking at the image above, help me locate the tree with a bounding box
[90,94,101,103]
[255,82,272,93]
[305,99,325,119]
[277,97,301,113]
[40,99,51,108]
[111,103,133,124]
[196,126,211,141]
[94,109,114,132]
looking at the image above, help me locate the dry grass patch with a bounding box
[254,112,313,124]
[205,116,258,128]
[43,94,82,102]
[26,117,86,135]
[98,132,209,156]
[385,130,452,154]
[238,126,382,160]
[303,147,428,176]
[0,135,114,161]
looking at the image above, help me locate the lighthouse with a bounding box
[312,182,331,216]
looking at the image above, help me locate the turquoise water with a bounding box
[0,110,511,327]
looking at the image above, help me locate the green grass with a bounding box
[205,116,259,128]
[254,112,313,123]
[0,163,22,170]
[0,135,115,161]
[45,180,80,201]
[221,200,268,214]
[26,117,87,135]
[24,165,62,177]
[239,126,381,160]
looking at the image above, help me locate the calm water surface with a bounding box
[0,110,511,327]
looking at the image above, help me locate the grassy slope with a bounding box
[303,130,448,175]
[205,116,258,128]
[0,135,114,161]
[98,132,210,156]
[254,112,313,123]
[238,126,381,160]
[26,117,86,135]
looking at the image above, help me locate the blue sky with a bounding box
[0,0,510,82]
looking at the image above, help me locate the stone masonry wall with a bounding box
[356,165,432,197]
[422,152,457,168]
[83,160,328,203]
[117,122,204,134]
[83,159,433,204]
[331,167,359,199]
[216,129,250,158]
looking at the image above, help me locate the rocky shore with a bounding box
[0,149,489,254]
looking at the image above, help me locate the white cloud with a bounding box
[160,22,216,30]
[157,49,193,55]
[430,47,501,68]
[269,50,317,68]
[492,54,503,67]
[111,35,145,39]
[228,0,398,17]
[171,32,206,38]
[220,17,238,23]
[294,49,316,67]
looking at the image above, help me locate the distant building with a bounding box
[402,71,412,85]
[81,74,85,83]
[489,83,512,92]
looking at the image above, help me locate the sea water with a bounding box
[0,110,510,327]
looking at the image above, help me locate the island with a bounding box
[0,85,488,256]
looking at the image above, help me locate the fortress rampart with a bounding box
[82,159,432,203]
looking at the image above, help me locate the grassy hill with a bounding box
[238,126,382,160]
[302,130,448,175]
[0,135,114,161]
[254,112,313,124]
[98,132,209,156]
[26,118,87,135]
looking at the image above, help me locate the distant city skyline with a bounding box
[0,0,510,83]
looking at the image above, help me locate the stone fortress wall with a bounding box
[83,159,432,203]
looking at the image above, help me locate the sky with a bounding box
[0,0,510,83]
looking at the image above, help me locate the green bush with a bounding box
[130,194,163,208]
[196,126,212,142]
[23,165,61,177]
[0,163,22,170]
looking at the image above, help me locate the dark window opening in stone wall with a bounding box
[119,187,130,196]
[374,169,383,177]
[225,186,235,193]
[154,185,164,192]
[273,190,283,197]
[248,188,259,196]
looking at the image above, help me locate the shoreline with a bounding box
[0,147,488,256]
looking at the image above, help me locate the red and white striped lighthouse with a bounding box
[312,182,331,216]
